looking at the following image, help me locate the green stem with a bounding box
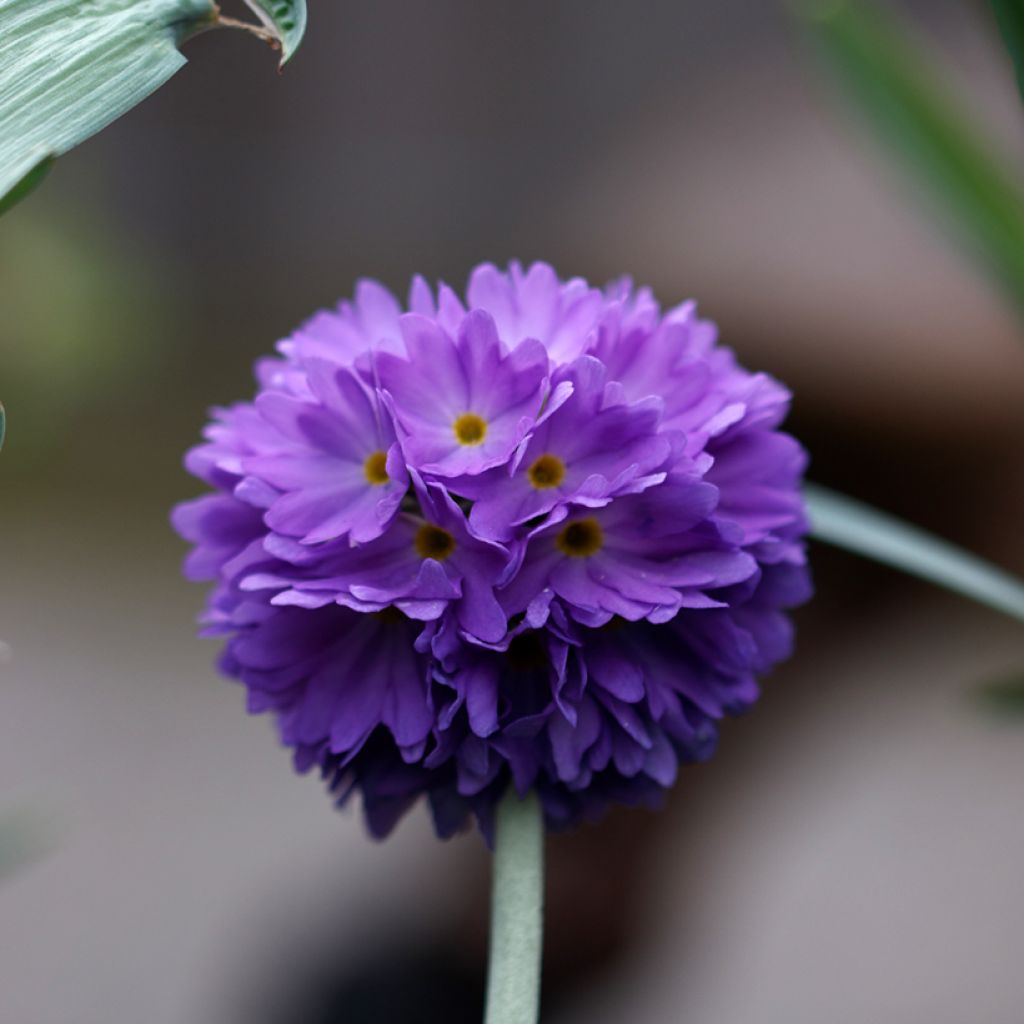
[484,791,545,1024]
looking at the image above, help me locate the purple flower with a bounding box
[223,603,435,779]
[376,310,551,478]
[242,476,512,644]
[498,481,760,628]
[245,362,408,546]
[453,355,674,541]
[174,262,811,840]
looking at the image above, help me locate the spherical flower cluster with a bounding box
[173,263,811,839]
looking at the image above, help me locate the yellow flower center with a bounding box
[556,517,604,558]
[363,450,389,484]
[527,453,565,490]
[415,523,456,561]
[453,413,487,446]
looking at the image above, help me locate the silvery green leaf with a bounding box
[797,1,1024,318]
[806,484,1024,624]
[242,0,307,65]
[0,400,5,451]
[0,0,218,214]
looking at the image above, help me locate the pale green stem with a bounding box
[484,791,545,1024]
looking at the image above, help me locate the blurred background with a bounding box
[2,1,1024,1021]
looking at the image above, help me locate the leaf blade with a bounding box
[797,0,1024,317]
[0,157,54,218]
[0,0,218,213]
[242,0,307,64]
[991,0,1024,108]
[806,483,1024,624]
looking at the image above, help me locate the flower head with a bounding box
[174,262,811,839]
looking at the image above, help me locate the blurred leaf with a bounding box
[975,670,1024,718]
[806,484,1024,624]
[798,1,1024,317]
[991,0,1024,108]
[242,0,307,64]
[0,0,218,214]
[0,807,54,881]
[0,205,185,466]
[0,401,5,452]
[0,156,53,218]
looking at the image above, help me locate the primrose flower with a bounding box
[173,262,811,839]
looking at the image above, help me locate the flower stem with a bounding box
[484,791,545,1024]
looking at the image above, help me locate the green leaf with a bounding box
[806,484,1024,624]
[0,400,5,452]
[0,0,218,214]
[242,0,307,64]
[991,0,1024,108]
[796,1,1024,317]
[976,670,1024,718]
[0,156,54,218]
